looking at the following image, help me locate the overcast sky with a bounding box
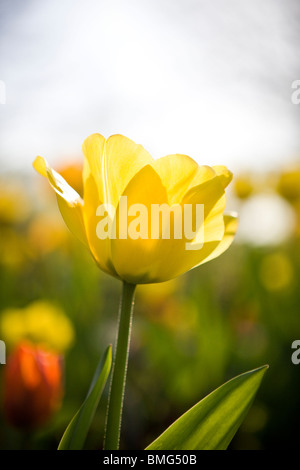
[0,0,299,174]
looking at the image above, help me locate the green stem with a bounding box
[104,281,136,450]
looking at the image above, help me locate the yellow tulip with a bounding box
[1,300,75,353]
[259,252,293,292]
[33,133,237,284]
[276,166,300,203]
[233,173,254,200]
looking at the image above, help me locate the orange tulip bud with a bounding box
[3,341,63,430]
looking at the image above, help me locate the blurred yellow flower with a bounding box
[0,300,75,353]
[273,165,300,240]
[33,133,237,284]
[0,180,31,224]
[0,227,29,268]
[27,213,69,256]
[233,173,254,200]
[276,166,300,204]
[259,252,293,292]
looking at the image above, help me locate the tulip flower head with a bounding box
[276,166,300,204]
[233,173,254,200]
[33,134,237,284]
[0,300,75,353]
[3,342,63,430]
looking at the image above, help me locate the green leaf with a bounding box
[58,345,112,450]
[146,365,268,450]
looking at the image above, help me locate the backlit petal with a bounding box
[82,133,153,209]
[154,154,199,204]
[80,136,116,276]
[145,175,228,281]
[182,173,226,243]
[198,212,238,265]
[82,133,106,205]
[154,154,217,204]
[150,214,237,282]
[212,165,233,189]
[111,165,168,284]
[33,156,88,247]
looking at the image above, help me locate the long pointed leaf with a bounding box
[146,365,268,450]
[58,345,112,450]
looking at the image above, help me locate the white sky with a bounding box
[0,0,300,174]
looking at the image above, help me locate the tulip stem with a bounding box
[104,281,136,450]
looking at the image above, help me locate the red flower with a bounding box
[3,341,63,430]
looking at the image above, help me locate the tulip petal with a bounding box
[81,135,155,278]
[79,135,116,276]
[110,165,232,283]
[81,182,119,278]
[154,154,199,203]
[33,156,88,247]
[33,155,117,277]
[182,173,226,243]
[111,165,169,284]
[82,133,106,205]
[154,154,217,204]
[197,212,238,265]
[145,175,228,282]
[151,213,237,282]
[82,133,154,209]
[212,165,233,189]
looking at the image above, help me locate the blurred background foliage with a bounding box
[0,162,300,450]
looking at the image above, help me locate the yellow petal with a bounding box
[212,165,233,189]
[143,175,228,281]
[154,154,199,204]
[81,177,119,277]
[80,135,115,275]
[196,212,239,265]
[82,133,154,209]
[154,154,218,204]
[182,173,226,243]
[109,164,230,283]
[33,156,88,247]
[81,134,154,277]
[111,165,169,284]
[162,177,231,278]
[81,133,106,205]
[33,155,48,177]
[150,213,237,282]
